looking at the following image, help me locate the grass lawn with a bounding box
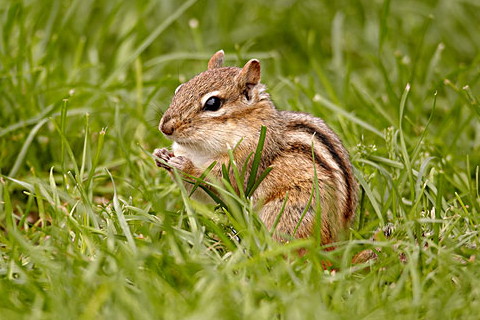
[1,0,479,318]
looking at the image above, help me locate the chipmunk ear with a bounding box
[236,59,261,92]
[208,50,225,69]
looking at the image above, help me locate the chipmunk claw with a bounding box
[153,148,192,172]
[153,148,174,169]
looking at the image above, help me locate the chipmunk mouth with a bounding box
[170,136,204,151]
[173,134,231,155]
[168,132,195,144]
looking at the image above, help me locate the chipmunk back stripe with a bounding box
[282,142,334,175]
[261,142,335,205]
[287,122,355,220]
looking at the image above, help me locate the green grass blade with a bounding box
[103,0,199,87]
[312,93,384,137]
[107,169,136,253]
[2,179,15,232]
[355,168,385,225]
[8,118,49,178]
[398,83,414,200]
[246,125,267,197]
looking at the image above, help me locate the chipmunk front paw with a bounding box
[153,148,173,169]
[153,148,193,172]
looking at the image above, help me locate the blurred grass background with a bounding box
[0,0,479,319]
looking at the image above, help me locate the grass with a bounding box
[1,0,480,318]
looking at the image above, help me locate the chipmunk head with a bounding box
[159,50,274,156]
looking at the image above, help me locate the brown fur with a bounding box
[154,50,358,245]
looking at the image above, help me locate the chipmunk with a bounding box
[153,50,358,245]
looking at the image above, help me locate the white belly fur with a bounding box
[172,142,217,170]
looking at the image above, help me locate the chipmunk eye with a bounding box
[203,96,223,111]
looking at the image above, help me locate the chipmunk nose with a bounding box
[160,122,175,136]
[159,114,175,136]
